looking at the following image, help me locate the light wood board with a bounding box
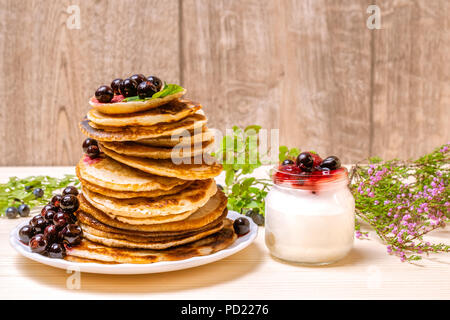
[0,166,449,300]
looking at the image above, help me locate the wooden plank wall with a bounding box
[0,0,448,166]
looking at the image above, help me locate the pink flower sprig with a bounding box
[350,142,450,262]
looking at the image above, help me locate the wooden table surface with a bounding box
[0,167,449,300]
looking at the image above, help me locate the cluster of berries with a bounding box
[274,152,343,188]
[17,186,82,259]
[94,74,163,103]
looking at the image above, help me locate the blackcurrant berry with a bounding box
[130,74,146,85]
[29,234,47,254]
[95,85,114,103]
[86,145,100,159]
[60,195,79,213]
[41,204,58,216]
[119,78,138,97]
[44,224,59,242]
[5,207,18,219]
[82,138,98,153]
[282,159,294,166]
[147,76,163,92]
[33,188,44,198]
[61,224,83,246]
[44,209,57,222]
[296,152,314,171]
[137,80,157,99]
[47,243,66,259]
[110,78,123,95]
[50,194,62,207]
[246,210,265,226]
[18,204,30,217]
[233,217,250,236]
[62,186,79,197]
[53,211,71,230]
[30,215,48,233]
[319,156,341,171]
[18,225,35,244]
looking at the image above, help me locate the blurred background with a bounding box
[0,0,448,166]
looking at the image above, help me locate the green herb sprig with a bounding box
[213,126,272,218]
[0,175,80,216]
[123,84,184,102]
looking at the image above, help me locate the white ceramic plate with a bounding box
[9,210,257,274]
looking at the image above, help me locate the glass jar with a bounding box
[265,167,355,265]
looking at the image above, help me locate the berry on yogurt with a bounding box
[275,152,344,191]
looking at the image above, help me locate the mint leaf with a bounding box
[122,84,184,102]
[225,170,235,186]
[122,96,141,102]
[153,84,184,99]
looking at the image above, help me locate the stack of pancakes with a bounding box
[68,93,237,264]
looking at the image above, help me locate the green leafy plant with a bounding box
[278,145,300,163]
[123,84,184,102]
[213,125,272,219]
[0,175,80,216]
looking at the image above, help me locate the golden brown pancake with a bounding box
[64,256,119,264]
[81,222,224,249]
[100,208,197,225]
[66,219,237,264]
[79,177,192,199]
[88,88,186,115]
[99,139,214,159]
[76,208,228,238]
[82,179,217,218]
[87,99,201,127]
[79,113,207,142]
[77,190,228,231]
[102,147,222,180]
[76,156,186,192]
[137,127,214,147]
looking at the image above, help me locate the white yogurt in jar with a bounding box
[265,170,355,265]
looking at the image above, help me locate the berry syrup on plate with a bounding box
[266,152,355,265]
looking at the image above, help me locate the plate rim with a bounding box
[9,210,258,274]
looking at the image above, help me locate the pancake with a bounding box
[87,99,201,127]
[76,209,228,238]
[137,127,214,147]
[99,139,215,159]
[102,147,222,180]
[76,156,186,192]
[79,177,192,199]
[65,219,237,264]
[64,256,118,264]
[101,208,196,225]
[81,221,224,249]
[88,88,186,115]
[77,190,228,231]
[79,113,207,142]
[82,179,217,218]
